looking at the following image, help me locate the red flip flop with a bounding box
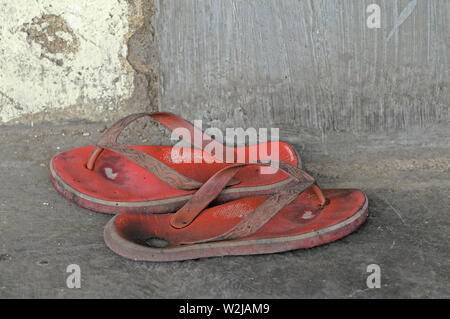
[49,113,302,214]
[104,163,369,262]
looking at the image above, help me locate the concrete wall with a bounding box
[154,0,449,132]
[1,0,449,133]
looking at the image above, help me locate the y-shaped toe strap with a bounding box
[85,112,236,190]
[86,112,233,170]
[167,162,327,245]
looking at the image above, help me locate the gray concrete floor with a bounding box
[0,119,449,298]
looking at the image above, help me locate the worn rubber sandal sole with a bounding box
[104,189,369,262]
[50,142,301,214]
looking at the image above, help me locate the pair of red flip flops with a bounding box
[50,112,369,262]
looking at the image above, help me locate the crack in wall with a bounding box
[123,0,159,113]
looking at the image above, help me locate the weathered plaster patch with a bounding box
[0,0,135,123]
[22,14,80,56]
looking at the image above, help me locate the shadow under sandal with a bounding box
[104,162,369,262]
[49,112,302,214]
